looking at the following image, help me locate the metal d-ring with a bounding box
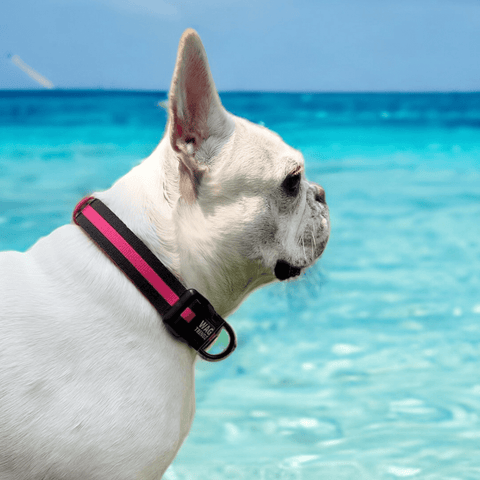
[198,320,237,362]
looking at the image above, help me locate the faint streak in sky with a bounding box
[9,54,54,89]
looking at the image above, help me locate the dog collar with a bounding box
[73,197,236,362]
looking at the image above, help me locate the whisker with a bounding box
[311,225,315,259]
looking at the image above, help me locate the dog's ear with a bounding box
[169,29,230,204]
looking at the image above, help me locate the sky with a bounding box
[0,0,479,92]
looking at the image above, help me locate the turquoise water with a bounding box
[1,91,480,479]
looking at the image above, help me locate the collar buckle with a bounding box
[163,289,237,362]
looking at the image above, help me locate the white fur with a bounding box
[0,29,329,479]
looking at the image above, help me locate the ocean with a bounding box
[1,91,480,479]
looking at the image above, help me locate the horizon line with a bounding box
[0,88,479,95]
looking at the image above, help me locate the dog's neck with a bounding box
[97,137,180,266]
[96,134,272,319]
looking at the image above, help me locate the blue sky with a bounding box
[1,0,479,91]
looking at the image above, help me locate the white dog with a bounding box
[0,29,330,479]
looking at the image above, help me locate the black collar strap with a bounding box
[73,197,236,362]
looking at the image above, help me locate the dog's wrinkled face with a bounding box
[175,114,329,291]
[196,117,330,282]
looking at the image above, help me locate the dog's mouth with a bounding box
[274,260,302,281]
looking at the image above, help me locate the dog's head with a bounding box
[164,29,329,315]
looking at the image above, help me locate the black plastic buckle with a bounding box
[163,289,237,362]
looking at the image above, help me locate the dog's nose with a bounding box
[314,184,326,204]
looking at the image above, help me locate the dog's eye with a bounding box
[282,173,301,197]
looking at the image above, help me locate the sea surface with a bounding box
[1,91,480,479]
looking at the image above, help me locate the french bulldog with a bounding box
[0,29,329,479]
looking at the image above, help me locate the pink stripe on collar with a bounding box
[82,204,195,322]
